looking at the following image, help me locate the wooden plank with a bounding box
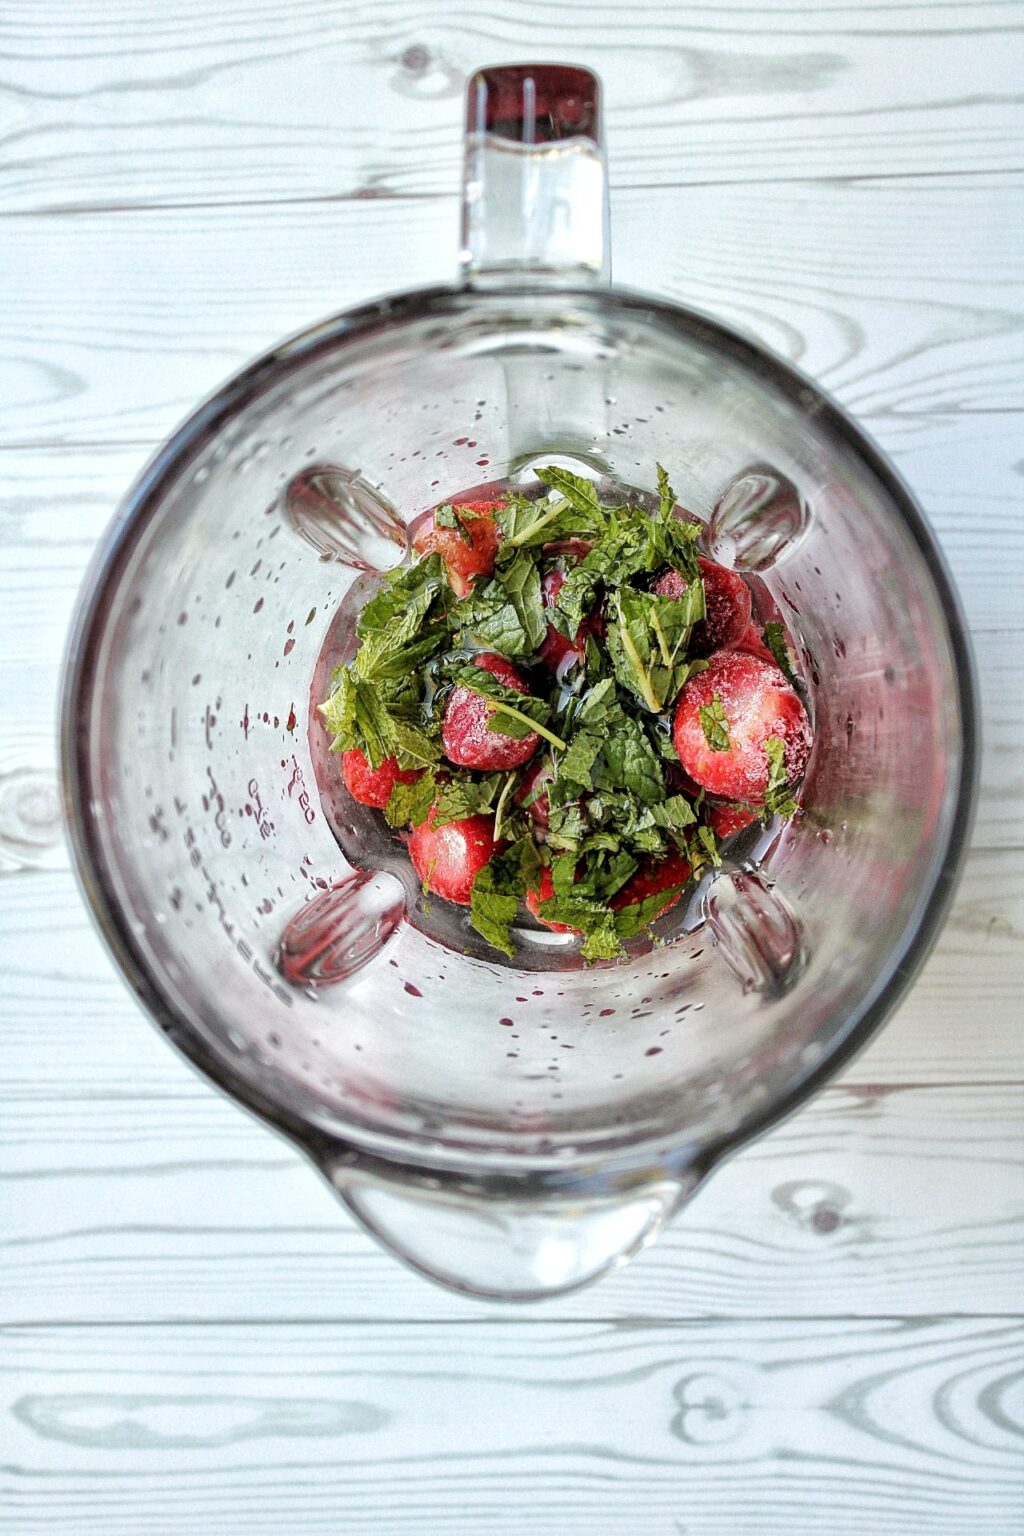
[0,844,1019,1109]
[0,1080,1020,1323]
[2,1,1021,213]
[1,1318,1022,1534]
[1,177,1020,448]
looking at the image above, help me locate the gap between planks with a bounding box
[4,161,1024,221]
[2,1311,1023,1330]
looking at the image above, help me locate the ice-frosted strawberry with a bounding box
[406,807,499,906]
[707,801,758,841]
[655,556,751,655]
[524,866,580,933]
[538,568,586,672]
[515,758,553,830]
[735,622,777,665]
[411,498,502,598]
[672,650,811,803]
[441,652,541,771]
[610,850,692,920]
[341,749,423,810]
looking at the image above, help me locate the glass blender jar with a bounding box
[62,65,977,1299]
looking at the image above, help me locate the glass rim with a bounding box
[60,278,980,1197]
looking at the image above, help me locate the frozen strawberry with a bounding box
[442,652,541,771]
[341,749,423,810]
[525,865,581,933]
[542,537,593,560]
[735,623,777,665]
[655,556,752,655]
[538,568,586,672]
[406,807,498,906]
[664,760,703,800]
[610,849,692,919]
[515,757,553,830]
[673,650,812,803]
[411,498,502,598]
[707,801,758,841]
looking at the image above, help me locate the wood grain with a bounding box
[1,3,1022,1525]
[3,176,1022,447]
[2,0,1021,213]
[1,1079,1020,1324]
[1,1319,1022,1533]
[1,845,1020,1111]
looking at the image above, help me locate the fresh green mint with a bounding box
[764,735,798,818]
[698,694,730,752]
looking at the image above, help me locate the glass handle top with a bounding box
[459,63,610,284]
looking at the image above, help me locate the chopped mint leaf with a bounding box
[495,481,603,549]
[432,773,504,827]
[493,772,522,843]
[384,770,436,829]
[762,621,802,692]
[613,875,691,941]
[656,463,675,519]
[606,586,706,713]
[544,799,587,852]
[764,735,799,818]
[533,466,603,519]
[699,694,730,752]
[356,555,448,644]
[321,669,440,771]
[558,728,603,788]
[678,823,721,878]
[469,837,541,957]
[695,823,722,869]
[592,715,665,806]
[386,715,443,769]
[451,582,534,656]
[576,676,617,722]
[650,794,698,831]
[580,921,623,962]
[496,548,547,652]
[548,513,634,637]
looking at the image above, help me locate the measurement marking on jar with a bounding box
[286,757,317,824]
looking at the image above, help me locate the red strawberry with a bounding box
[538,568,586,672]
[542,537,592,559]
[707,801,759,841]
[341,749,423,810]
[515,757,553,830]
[664,760,703,800]
[406,807,499,906]
[411,498,502,598]
[654,556,752,655]
[610,849,692,919]
[735,622,776,665]
[525,865,580,933]
[442,653,541,771]
[673,650,812,803]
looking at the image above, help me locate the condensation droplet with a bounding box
[705,872,805,996]
[282,465,408,572]
[275,870,406,988]
[706,466,808,570]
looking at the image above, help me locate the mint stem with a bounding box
[489,701,567,751]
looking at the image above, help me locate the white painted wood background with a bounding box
[1,2,1022,1531]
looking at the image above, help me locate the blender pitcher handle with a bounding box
[459,64,610,284]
